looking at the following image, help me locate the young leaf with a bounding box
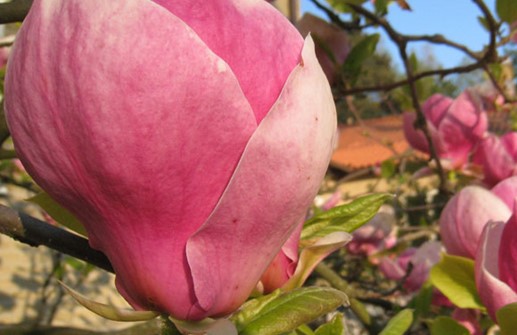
[60,282,158,321]
[496,0,517,23]
[379,309,414,335]
[429,254,485,310]
[314,313,345,335]
[430,317,470,335]
[341,34,380,85]
[231,287,348,335]
[29,192,87,236]
[496,302,517,335]
[283,232,351,291]
[301,193,391,241]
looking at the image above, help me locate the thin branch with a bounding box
[0,205,114,273]
[0,0,33,24]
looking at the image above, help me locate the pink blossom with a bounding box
[473,132,517,186]
[4,0,336,320]
[346,205,397,256]
[403,91,488,168]
[379,241,442,292]
[492,176,517,210]
[452,308,482,335]
[439,186,511,258]
[475,215,517,321]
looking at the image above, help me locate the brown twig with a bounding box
[0,205,114,273]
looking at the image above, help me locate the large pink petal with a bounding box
[475,221,517,321]
[152,0,304,123]
[186,35,336,318]
[498,214,517,293]
[439,186,511,258]
[5,0,256,319]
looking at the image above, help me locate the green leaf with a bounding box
[381,159,397,179]
[314,313,345,335]
[342,34,380,85]
[429,254,485,310]
[497,302,517,335]
[231,287,348,335]
[408,282,433,319]
[301,193,391,241]
[29,192,87,236]
[290,324,315,335]
[60,282,159,321]
[430,317,470,335]
[497,0,517,23]
[374,0,389,15]
[379,309,413,335]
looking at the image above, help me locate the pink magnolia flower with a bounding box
[473,132,517,186]
[296,13,350,84]
[379,241,442,292]
[4,0,336,321]
[346,205,397,256]
[475,215,517,321]
[439,186,511,258]
[492,175,517,210]
[403,91,488,168]
[452,308,482,335]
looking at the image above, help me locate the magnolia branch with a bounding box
[0,205,114,273]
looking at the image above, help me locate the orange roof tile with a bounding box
[331,115,426,172]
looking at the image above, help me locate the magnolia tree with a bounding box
[1,0,517,334]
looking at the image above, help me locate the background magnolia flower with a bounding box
[452,308,482,335]
[379,241,442,292]
[346,205,397,257]
[439,186,511,258]
[475,216,517,321]
[492,175,517,210]
[403,91,488,168]
[4,0,336,321]
[473,132,517,186]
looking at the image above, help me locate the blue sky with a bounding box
[300,0,499,70]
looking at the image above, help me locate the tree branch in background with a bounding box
[0,0,32,24]
[0,205,114,273]
[339,0,502,194]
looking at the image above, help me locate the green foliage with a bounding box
[231,287,347,335]
[408,282,434,320]
[496,302,517,335]
[301,193,392,241]
[379,309,414,335]
[342,34,380,86]
[374,0,389,15]
[430,317,470,335]
[29,192,87,236]
[429,254,485,310]
[327,0,368,13]
[496,0,517,23]
[314,313,345,335]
